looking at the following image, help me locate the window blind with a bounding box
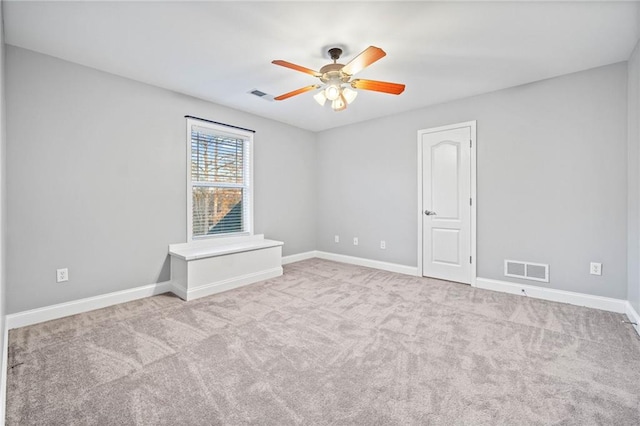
[189,121,252,238]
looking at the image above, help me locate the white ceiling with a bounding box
[4,1,639,132]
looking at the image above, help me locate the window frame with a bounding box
[186,117,254,242]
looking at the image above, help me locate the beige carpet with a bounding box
[6,258,640,425]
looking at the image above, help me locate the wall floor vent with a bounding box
[504,260,549,283]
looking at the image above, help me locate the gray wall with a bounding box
[4,45,632,312]
[316,63,628,299]
[0,0,7,378]
[629,38,640,314]
[6,46,317,313]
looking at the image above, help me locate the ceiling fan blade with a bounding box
[274,85,320,101]
[272,60,322,77]
[341,46,386,76]
[351,79,405,95]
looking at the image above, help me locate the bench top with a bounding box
[169,236,283,261]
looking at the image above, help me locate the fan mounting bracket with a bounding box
[328,48,342,62]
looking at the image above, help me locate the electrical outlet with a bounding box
[590,262,602,276]
[334,235,339,243]
[56,268,69,283]
[380,240,386,249]
[353,237,358,246]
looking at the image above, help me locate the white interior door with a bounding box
[420,124,472,284]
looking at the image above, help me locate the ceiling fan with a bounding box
[272,46,405,112]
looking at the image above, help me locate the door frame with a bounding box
[417,121,477,286]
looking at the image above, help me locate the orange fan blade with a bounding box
[351,79,405,95]
[341,46,386,76]
[274,85,319,101]
[272,60,322,77]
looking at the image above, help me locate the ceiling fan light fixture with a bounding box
[313,90,327,106]
[342,87,358,104]
[272,45,404,112]
[325,83,341,101]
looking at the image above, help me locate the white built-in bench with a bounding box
[168,234,284,301]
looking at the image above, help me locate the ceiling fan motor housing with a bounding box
[320,48,351,83]
[319,64,350,83]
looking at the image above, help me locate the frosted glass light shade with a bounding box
[342,87,358,104]
[313,91,327,106]
[332,94,347,111]
[325,84,341,101]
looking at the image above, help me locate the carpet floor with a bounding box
[6,258,640,425]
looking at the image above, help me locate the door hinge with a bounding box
[470,198,472,206]
[470,256,472,264]
[470,139,472,148]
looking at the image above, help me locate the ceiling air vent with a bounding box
[504,260,549,283]
[248,89,274,102]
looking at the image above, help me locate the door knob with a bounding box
[424,210,437,216]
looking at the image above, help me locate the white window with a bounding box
[186,117,253,240]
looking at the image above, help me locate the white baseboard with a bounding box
[315,251,418,276]
[475,277,627,313]
[625,301,640,337]
[170,282,188,301]
[173,267,283,301]
[6,281,172,330]
[5,265,285,330]
[282,251,317,265]
[277,250,418,277]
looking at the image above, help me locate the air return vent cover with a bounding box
[504,260,549,283]
[248,89,274,102]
